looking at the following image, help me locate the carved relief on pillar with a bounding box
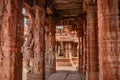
[22,18,34,72]
[0,0,24,80]
[0,1,3,62]
[27,5,46,80]
[45,17,56,78]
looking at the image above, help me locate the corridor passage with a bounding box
[47,71,85,80]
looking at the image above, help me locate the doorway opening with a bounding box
[55,25,79,72]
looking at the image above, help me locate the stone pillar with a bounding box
[68,42,72,59]
[97,0,119,80]
[65,43,67,58]
[45,25,50,78]
[119,1,120,78]
[79,37,83,73]
[65,43,69,58]
[0,0,24,80]
[50,21,56,73]
[82,15,87,74]
[86,1,99,80]
[27,4,46,80]
[60,42,64,56]
[45,17,56,78]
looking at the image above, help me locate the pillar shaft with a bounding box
[97,0,119,80]
[45,17,56,78]
[27,5,46,80]
[86,4,99,80]
[0,0,24,80]
[50,26,56,73]
[82,16,87,74]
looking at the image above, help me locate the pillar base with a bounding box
[27,72,42,80]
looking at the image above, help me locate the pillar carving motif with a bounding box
[86,2,99,80]
[27,5,46,80]
[97,0,119,80]
[22,18,34,72]
[0,0,24,80]
[45,17,56,78]
[82,15,87,74]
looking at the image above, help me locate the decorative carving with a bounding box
[22,18,34,72]
[0,48,3,63]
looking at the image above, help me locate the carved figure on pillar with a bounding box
[22,18,34,72]
[0,45,3,62]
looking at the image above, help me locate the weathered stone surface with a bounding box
[82,16,87,74]
[0,0,24,80]
[27,5,46,80]
[97,0,119,80]
[45,17,56,78]
[86,3,99,80]
[22,18,34,72]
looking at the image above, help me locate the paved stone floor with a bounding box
[47,71,86,80]
[23,61,85,80]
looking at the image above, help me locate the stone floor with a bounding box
[47,71,86,80]
[23,59,84,80]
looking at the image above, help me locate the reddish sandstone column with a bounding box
[50,22,56,73]
[0,0,24,80]
[97,0,119,80]
[82,15,87,74]
[118,0,120,79]
[86,2,99,80]
[45,17,56,78]
[34,5,45,80]
[27,4,46,80]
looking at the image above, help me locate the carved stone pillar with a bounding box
[65,43,69,58]
[65,43,67,58]
[86,2,99,80]
[97,0,119,80]
[45,25,50,78]
[68,42,72,59]
[27,5,46,80]
[45,17,56,78]
[50,23,56,73]
[0,0,24,80]
[118,0,120,79]
[82,16,87,74]
[79,37,83,73]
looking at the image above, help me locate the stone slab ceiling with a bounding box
[25,0,83,18]
[52,0,83,18]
